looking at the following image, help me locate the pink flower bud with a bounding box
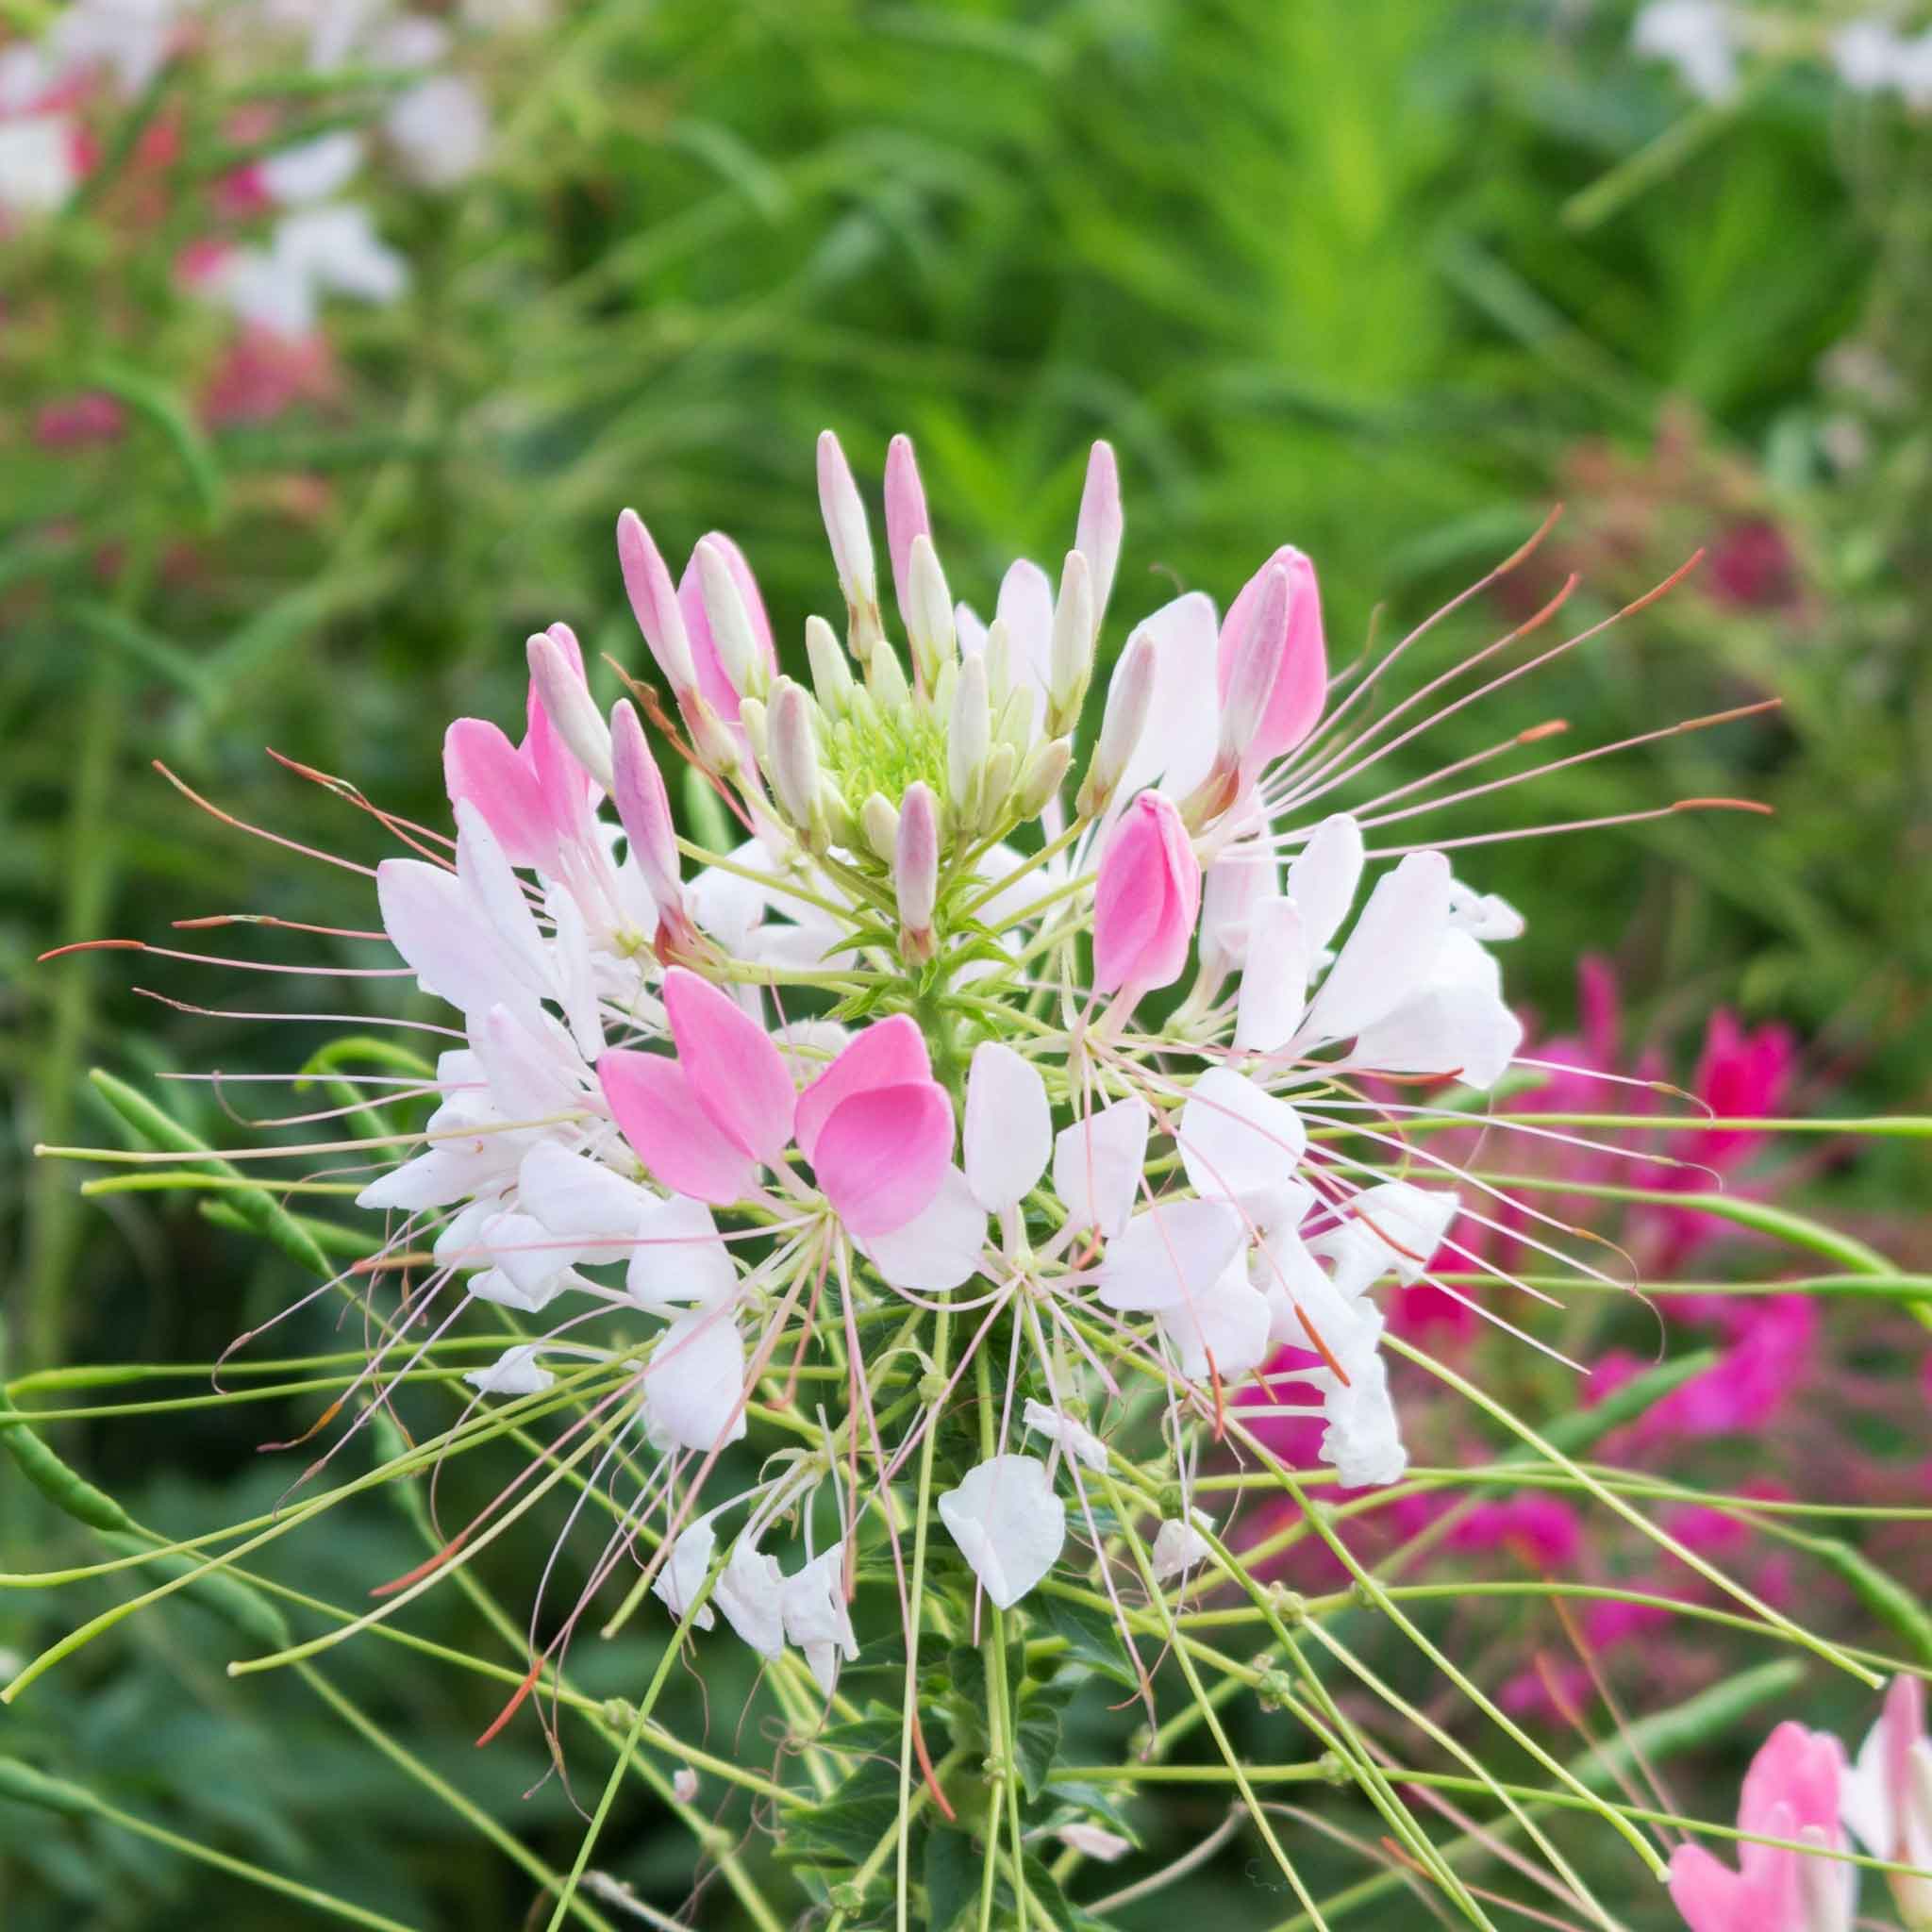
[1215,545,1326,769]
[676,531,774,724]
[608,698,687,936]
[817,428,877,614]
[616,508,698,699]
[883,432,931,625]
[526,625,613,790]
[1216,561,1290,775]
[1093,790,1200,1002]
[766,679,822,836]
[894,781,939,952]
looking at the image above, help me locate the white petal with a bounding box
[433,1195,498,1271]
[937,1456,1067,1609]
[476,1209,579,1304]
[859,1167,987,1292]
[467,1265,570,1313]
[547,890,606,1060]
[1287,814,1365,953]
[713,1541,786,1658]
[964,1042,1051,1213]
[627,1194,737,1313]
[1052,1096,1151,1239]
[1112,591,1220,807]
[377,858,540,1024]
[474,1003,582,1124]
[1316,1180,1459,1293]
[1178,1068,1306,1204]
[1299,850,1450,1044]
[1022,1400,1108,1474]
[690,841,773,954]
[995,559,1055,726]
[1318,1345,1407,1488]
[455,802,553,996]
[1233,895,1308,1052]
[652,1517,717,1631]
[258,130,365,205]
[779,1549,858,1695]
[644,1309,748,1451]
[464,1344,554,1396]
[1199,838,1279,985]
[1158,1257,1272,1379]
[1151,1515,1218,1582]
[1097,1197,1246,1312]
[519,1142,648,1242]
[1447,876,1524,941]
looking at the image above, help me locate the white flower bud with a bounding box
[694,535,767,703]
[816,428,882,659]
[1047,549,1093,736]
[805,613,853,717]
[948,649,990,813]
[736,695,769,766]
[1075,440,1122,634]
[868,636,910,715]
[894,781,939,958]
[860,791,900,863]
[526,626,613,789]
[975,741,1018,835]
[982,615,1013,710]
[767,679,823,842]
[906,533,956,691]
[1015,736,1073,818]
[1075,626,1155,819]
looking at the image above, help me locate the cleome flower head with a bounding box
[42,427,1809,1917]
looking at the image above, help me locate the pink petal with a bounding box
[814,1080,953,1236]
[598,1049,758,1207]
[1667,1843,1753,1932]
[1216,545,1326,765]
[676,531,774,725]
[442,717,553,870]
[793,1013,932,1162]
[1741,1724,1845,1844]
[661,968,795,1167]
[616,508,696,694]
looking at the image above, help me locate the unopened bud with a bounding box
[947,649,990,813]
[975,741,1018,835]
[816,428,881,661]
[1047,549,1094,736]
[1015,736,1073,818]
[894,782,939,958]
[737,696,770,768]
[672,1768,700,1804]
[527,626,613,789]
[1075,439,1122,635]
[616,509,697,700]
[905,533,956,691]
[694,535,767,704]
[883,432,931,628]
[767,679,824,844]
[805,614,853,717]
[608,699,688,938]
[1216,562,1289,774]
[868,637,910,715]
[982,617,1013,710]
[1076,626,1156,819]
[860,791,899,863]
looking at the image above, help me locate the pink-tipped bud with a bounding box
[1076,627,1156,819]
[1216,561,1290,774]
[1047,549,1094,735]
[947,648,990,813]
[767,678,823,841]
[883,432,931,626]
[905,533,956,691]
[527,625,613,789]
[693,535,768,705]
[1075,439,1122,633]
[609,698,688,937]
[816,428,881,656]
[1215,544,1326,770]
[1093,789,1200,1005]
[617,508,698,699]
[894,781,939,958]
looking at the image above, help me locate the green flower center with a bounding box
[821,700,948,816]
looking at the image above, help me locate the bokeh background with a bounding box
[1,0,1927,1924]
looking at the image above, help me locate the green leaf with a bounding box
[923,1824,978,1932]
[1013,1703,1061,1804]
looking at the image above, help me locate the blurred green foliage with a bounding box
[2,0,1927,1924]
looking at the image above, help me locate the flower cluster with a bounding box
[60,428,1801,1847]
[2,0,531,434]
[1633,0,1932,109]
